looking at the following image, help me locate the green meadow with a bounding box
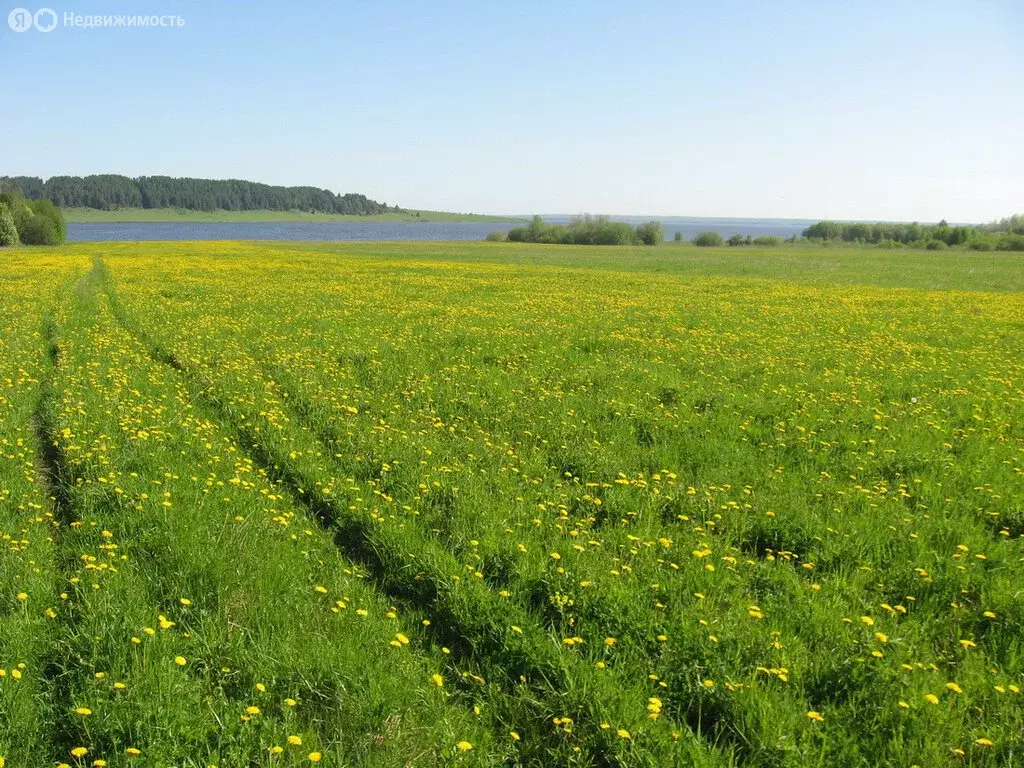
[1,241,1021,767]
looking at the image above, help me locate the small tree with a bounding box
[673,231,683,242]
[727,233,746,247]
[18,199,66,245]
[0,202,19,246]
[485,230,507,242]
[635,221,664,246]
[693,231,724,247]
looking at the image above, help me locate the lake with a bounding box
[66,218,814,243]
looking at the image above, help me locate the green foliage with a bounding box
[16,199,67,245]
[803,219,985,248]
[485,230,507,242]
[979,213,1024,234]
[0,174,396,216]
[996,234,1024,251]
[0,202,19,246]
[925,240,949,251]
[635,221,664,246]
[693,231,724,247]
[506,215,662,246]
[673,231,683,242]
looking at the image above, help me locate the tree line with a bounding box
[491,215,663,245]
[800,218,1024,251]
[0,175,396,215]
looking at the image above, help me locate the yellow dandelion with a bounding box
[308,753,322,762]
[807,711,824,722]
[288,735,303,746]
[456,741,474,752]
[174,656,186,666]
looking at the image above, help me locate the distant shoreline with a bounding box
[62,207,524,224]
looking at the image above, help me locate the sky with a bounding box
[1,0,1022,222]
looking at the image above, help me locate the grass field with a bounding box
[1,241,1021,767]
[62,208,522,224]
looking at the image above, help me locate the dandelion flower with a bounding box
[456,741,473,752]
[288,735,303,746]
[308,753,322,762]
[807,711,824,722]
[71,747,88,758]
[174,656,187,667]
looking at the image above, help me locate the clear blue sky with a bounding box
[2,0,1021,221]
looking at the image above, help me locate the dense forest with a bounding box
[0,175,396,215]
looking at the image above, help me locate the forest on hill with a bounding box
[0,174,395,215]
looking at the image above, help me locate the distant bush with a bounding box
[925,240,948,251]
[753,235,782,246]
[485,230,507,242]
[693,231,724,247]
[505,215,662,246]
[968,240,994,251]
[673,231,683,242]
[996,234,1024,252]
[635,221,664,246]
[0,203,19,246]
[727,234,748,247]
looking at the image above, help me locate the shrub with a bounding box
[727,234,746,247]
[925,240,948,251]
[635,221,664,246]
[753,235,782,246]
[485,230,507,242]
[19,214,62,245]
[968,240,994,251]
[28,199,66,243]
[996,234,1024,252]
[0,202,19,246]
[693,231,724,247]
[673,231,683,242]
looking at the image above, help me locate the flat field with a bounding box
[1,241,1021,767]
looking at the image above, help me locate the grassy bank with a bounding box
[62,207,522,223]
